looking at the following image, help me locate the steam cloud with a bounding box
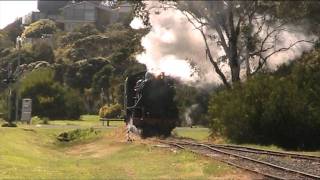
[264,28,315,69]
[184,104,199,126]
[131,2,316,86]
[131,4,223,86]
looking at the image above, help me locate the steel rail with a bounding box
[164,141,286,180]
[211,144,320,161]
[176,140,320,162]
[161,140,320,179]
[184,141,320,179]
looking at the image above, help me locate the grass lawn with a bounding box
[173,127,210,141]
[30,115,124,127]
[0,119,245,179]
[1,116,317,179]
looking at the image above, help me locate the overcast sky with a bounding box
[0,1,38,29]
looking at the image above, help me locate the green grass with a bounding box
[173,127,210,141]
[30,115,125,127]
[2,116,317,179]
[0,123,239,179]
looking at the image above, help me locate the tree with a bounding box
[54,22,147,112]
[207,48,320,149]
[2,18,23,45]
[0,31,13,49]
[133,1,316,88]
[274,1,320,36]
[22,19,57,38]
[64,57,108,92]
[30,42,55,63]
[92,64,114,104]
[19,68,84,119]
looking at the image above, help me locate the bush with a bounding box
[208,57,320,150]
[22,19,56,38]
[1,123,17,127]
[19,68,85,119]
[41,117,49,125]
[99,103,122,118]
[57,128,100,142]
[175,83,209,126]
[30,42,55,63]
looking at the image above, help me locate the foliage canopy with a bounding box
[22,19,57,38]
[208,48,320,150]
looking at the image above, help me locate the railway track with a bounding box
[158,139,320,179]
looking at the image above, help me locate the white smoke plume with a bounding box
[265,29,315,69]
[130,3,223,86]
[131,1,316,86]
[184,104,199,127]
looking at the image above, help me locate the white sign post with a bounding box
[21,98,32,124]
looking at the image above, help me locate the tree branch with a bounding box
[251,40,314,74]
[182,11,231,88]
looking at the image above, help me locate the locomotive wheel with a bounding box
[141,125,152,138]
[141,124,173,138]
[158,125,173,137]
[159,127,172,137]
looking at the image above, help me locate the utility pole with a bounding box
[7,63,12,123]
[2,36,22,126]
[15,36,21,122]
[4,37,21,125]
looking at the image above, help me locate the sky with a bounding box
[0,1,38,29]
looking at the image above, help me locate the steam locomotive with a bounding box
[124,71,179,138]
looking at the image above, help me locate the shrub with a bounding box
[99,103,122,118]
[63,87,85,119]
[41,117,50,125]
[1,123,17,127]
[57,128,100,142]
[0,48,36,66]
[30,42,55,63]
[19,68,85,119]
[22,19,56,38]
[208,63,320,150]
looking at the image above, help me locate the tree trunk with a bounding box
[229,35,240,83]
[230,63,240,82]
[245,53,251,78]
[105,89,110,105]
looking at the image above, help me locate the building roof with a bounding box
[61,1,113,11]
[38,0,70,14]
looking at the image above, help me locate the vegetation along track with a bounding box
[158,139,320,179]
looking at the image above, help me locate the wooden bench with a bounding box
[100,118,124,126]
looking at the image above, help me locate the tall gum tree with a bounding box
[131,1,316,88]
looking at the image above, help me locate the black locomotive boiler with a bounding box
[124,71,179,137]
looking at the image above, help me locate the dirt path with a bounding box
[66,127,128,158]
[64,127,259,179]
